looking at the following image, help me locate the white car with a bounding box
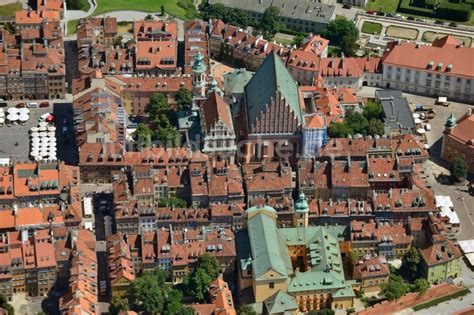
[27,102,38,108]
[425,124,432,131]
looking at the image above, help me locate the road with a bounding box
[355,14,474,46]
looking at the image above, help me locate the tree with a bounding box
[238,305,257,315]
[323,17,359,56]
[185,254,220,302]
[176,306,196,315]
[414,278,429,295]
[367,118,385,136]
[0,295,14,315]
[110,296,129,315]
[159,197,187,208]
[327,122,353,138]
[451,158,468,182]
[363,101,383,121]
[153,125,181,147]
[113,35,124,48]
[380,274,411,301]
[175,88,193,111]
[400,247,422,281]
[196,254,220,280]
[292,34,306,47]
[134,123,153,147]
[261,6,281,39]
[147,93,170,118]
[345,110,369,135]
[128,271,166,314]
[161,5,165,16]
[145,14,154,20]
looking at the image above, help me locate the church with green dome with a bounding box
[236,193,355,314]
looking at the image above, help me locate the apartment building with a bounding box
[442,109,474,172]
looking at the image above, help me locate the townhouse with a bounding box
[353,255,390,293]
[442,109,474,172]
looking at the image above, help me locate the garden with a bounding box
[361,21,383,35]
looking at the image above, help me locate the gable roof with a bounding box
[264,291,298,314]
[202,92,233,132]
[244,52,303,130]
[247,209,291,279]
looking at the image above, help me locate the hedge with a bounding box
[436,2,472,21]
[398,0,434,17]
[412,288,470,311]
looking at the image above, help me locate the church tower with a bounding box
[294,192,309,227]
[192,52,207,102]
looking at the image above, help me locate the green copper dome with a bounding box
[445,113,457,128]
[192,52,206,74]
[295,192,309,213]
[207,78,223,96]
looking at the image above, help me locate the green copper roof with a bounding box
[244,52,303,130]
[223,69,254,95]
[445,113,457,128]
[207,78,223,97]
[295,192,309,213]
[192,52,206,73]
[264,291,298,314]
[247,209,292,279]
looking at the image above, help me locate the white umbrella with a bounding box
[417,128,426,134]
[0,117,4,124]
[47,131,55,138]
[0,112,4,117]
[30,132,40,138]
[19,108,29,115]
[39,126,47,132]
[39,122,48,128]
[30,150,39,157]
[47,126,56,132]
[49,147,57,153]
[35,155,43,161]
[414,118,422,124]
[7,108,19,115]
[30,127,39,132]
[39,132,47,137]
[412,113,420,119]
[31,138,40,144]
[7,113,19,121]
[18,114,29,122]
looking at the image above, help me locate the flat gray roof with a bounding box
[376,90,415,134]
[209,0,336,24]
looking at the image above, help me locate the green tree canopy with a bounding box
[345,110,369,135]
[451,158,468,182]
[400,247,422,281]
[380,274,411,301]
[292,34,306,47]
[199,1,253,27]
[238,304,257,315]
[147,93,170,118]
[134,123,153,147]
[185,254,221,302]
[368,118,385,136]
[307,309,335,315]
[261,6,281,39]
[363,101,383,121]
[110,296,129,315]
[327,122,353,138]
[159,197,187,208]
[413,278,429,295]
[323,17,359,56]
[175,88,193,111]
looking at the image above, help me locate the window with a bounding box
[269,282,274,289]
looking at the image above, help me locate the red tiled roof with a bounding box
[446,112,474,146]
[135,40,177,71]
[202,92,233,132]
[383,37,474,78]
[134,20,177,41]
[420,236,462,266]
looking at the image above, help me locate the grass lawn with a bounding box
[386,25,418,40]
[361,21,383,35]
[93,0,197,20]
[422,31,472,46]
[117,22,133,34]
[0,2,22,17]
[366,0,399,13]
[67,20,78,36]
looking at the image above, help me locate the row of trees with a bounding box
[134,88,192,148]
[110,254,222,315]
[327,101,385,138]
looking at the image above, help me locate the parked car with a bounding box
[366,10,376,15]
[27,102,38,108]
[39,101,49,108]
[386,13,396,18]
[376,11,385,16]
[342,4,351,9]
[394,14,403,19]
[449,22,458,27]
[407,16,415,20]
[0,102,7,108]
[15,102,26,108]
[415,17,425,22]
[435,20,445,25]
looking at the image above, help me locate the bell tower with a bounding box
[294,192,309,227]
